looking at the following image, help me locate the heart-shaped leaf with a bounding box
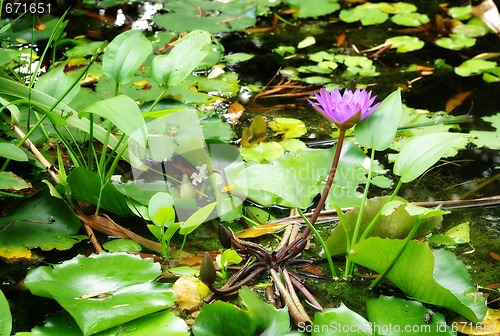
[349,237,487,323]
[152,30,211,87]
[393,133,463,183]
[102,30,152,85]
[79,95,147,147]
[355,88,402,151]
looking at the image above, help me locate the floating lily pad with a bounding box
[366,296,456,335]
[102,239,142,253]
[192,287,290,336]
[455,59,500,82]
[240,142,285,162]
[427,222,470,247]
[0,189,84,259]
[453,23,487,38]
[153,0,257,33]
[274,46,296,57]
[30,307,188,336]
[284,0,340,18]
[224,53,254,63]
[312,302,371,336]
[386,36,425,53]
[469,113,500,149]
[435,34,476,50]
[25,252,177,336]
[65,41,108,58]
[340,3,389,25]
[268,118,307,140]
[449,6,472,20]
[391,12,430,27]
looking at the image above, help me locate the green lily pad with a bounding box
[455,59,499,79]
[435,34,476,50]
[274,46,296,57]
[240,142,285,162]
[280,139,307,152]
[386,36,425,53]
[453,23,487,38]
[427,222,470,247]
[31,309,188,336]
[153,0,257,33]
[284,0,340,18]
[233,163,305,207]
[325,196,444,256]
[340,3,389,25]
[268,118,307,140]
[102,239,143,253]
[366,296,456,335]
[25,252,177,336]
[469,113,500,149]
[391,12,430,27]
[192,287,290,336]
[65,41,108,58]
[224,53,255,63]
[312,302,371,336]
[448,6,472,20]
[310,297,456,335]
[0,189,84,259]
[349,238,487,323]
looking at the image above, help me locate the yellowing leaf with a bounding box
[237,223,288,238]
[453,308,500,335]
[298,36,316,49]
[172,276,209,311]
[445,222,470,243]
[446,91,473,113]
[268,117,307,140]
[227,101,244,124]
[133,80,149,86]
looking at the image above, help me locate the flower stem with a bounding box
[301,129,346,239]
[367,219,422,290]
[345,149,375,277]
[297,207,337,278]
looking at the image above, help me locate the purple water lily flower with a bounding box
[308,87,381,130]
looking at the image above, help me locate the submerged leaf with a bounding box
[237,223,289,238]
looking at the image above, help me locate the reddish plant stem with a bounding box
[301,129,346,239]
